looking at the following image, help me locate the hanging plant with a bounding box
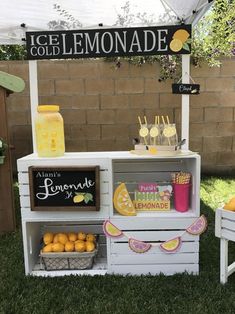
[105,0,235,81]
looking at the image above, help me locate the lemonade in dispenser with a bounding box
[35,105,65,157]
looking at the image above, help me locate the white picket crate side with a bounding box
[110,217,199,230]
[17,155,111,172]
[110,252,199,265]
[110,231,198,242]
[109,264,199,276]
[111,241,199,255]
[20,208,110,221]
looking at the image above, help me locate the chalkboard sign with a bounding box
[172,83,200,95]
[29,166,100,211]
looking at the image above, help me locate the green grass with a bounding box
[1,177,235,314]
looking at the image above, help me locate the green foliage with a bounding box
[110,0,235,81]
[0,45,26,60]
[191,0,235,68]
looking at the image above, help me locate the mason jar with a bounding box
[35,105,65,157]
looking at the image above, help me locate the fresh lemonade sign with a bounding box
[29,166,100,211]
[26,25,191,60]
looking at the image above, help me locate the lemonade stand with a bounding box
[0,0,213,276]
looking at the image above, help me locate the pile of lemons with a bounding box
[42,231,96,253]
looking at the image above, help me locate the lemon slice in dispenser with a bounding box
[163,126,176,138]
[139,126,149,137]
[150,126,159,137]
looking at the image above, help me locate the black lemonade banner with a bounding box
[29,166,100,211]
[26,24,191,60]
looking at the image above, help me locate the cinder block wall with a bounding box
[1,58,235,174]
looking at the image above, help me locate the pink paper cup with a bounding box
[173,183,191,212]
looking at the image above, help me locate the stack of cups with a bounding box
[172,172,191,212]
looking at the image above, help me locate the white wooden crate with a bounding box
[108,220,199,276]
[18,152,201,277]
[112,156,200,217]
[22,220,108,276]
[215,208,235,283]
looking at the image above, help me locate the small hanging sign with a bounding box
[172,83,200,95]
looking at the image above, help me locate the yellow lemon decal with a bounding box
[163,126,176,138]
[170,39,183,52]
[73,194,85,203]
[113,183,136,216]
[173,29,190,43]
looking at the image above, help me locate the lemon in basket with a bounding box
[75,241,86,252]
[68,232,77,242]
[86,233,96,242]
[78,232,86,241]
[42,243,53,253]
[52,242,64,252]
[43,232,54,245]
[85,241,95,252]
[65,241,75,252]
[58,233,68,245]
[53,234,59,243]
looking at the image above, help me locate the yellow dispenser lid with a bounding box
[37,105,59,112]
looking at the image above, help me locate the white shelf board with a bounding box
[32,257,107,277]
[17,151,200,162]
[112,209,198,219]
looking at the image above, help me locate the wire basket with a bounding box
[40,249,98,271]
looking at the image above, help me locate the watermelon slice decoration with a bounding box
[129,238,152,253]
[103,220,123,238]
[186,215,207,235]
[160,236,181,253]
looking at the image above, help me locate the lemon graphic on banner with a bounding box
[170,38,183,52]
[173,29,190,43]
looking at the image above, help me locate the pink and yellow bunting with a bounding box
[186,214,207,235]
[103,220,123,238]
[103,215,207,254]
[129,238,152,253]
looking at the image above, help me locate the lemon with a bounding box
[85,241,95,252]
[65,241,75,252]
[86,233,96,242]
[173,29,190,43]
[78,232,86,241]
[52,242,64,252]
[75,241,86,252]
[224,197,235,211]
[113,183,136,216]
[170,39,183,52]
[73,194,84,203]
[53,234,59,243]
[58,233,68,245]
[42,243,53,253]
[43,232,54,245]
[68,232,77,242]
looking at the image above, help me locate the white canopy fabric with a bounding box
[0,0,213,45]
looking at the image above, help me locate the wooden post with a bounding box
[0,87,15,233]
